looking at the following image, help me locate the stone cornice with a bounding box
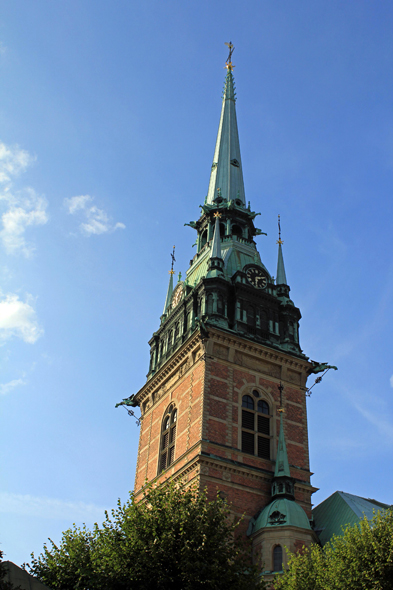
[135,331,204,407]
[208,327,312,373]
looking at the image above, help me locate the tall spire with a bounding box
[162,247,176,315]
[206,44,246,206]
[276,215,287,286]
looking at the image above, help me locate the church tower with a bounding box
[131,47,319,575]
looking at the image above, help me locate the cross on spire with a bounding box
[225,41,235,70]
[277,214,283,245]
[278,382,284,412]
[169,245,176,275]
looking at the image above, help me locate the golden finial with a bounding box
[169,245,176,274]
[276,214,284,245]
[225,41,235,70]
[214,211,222,218]
[278,382,285,412]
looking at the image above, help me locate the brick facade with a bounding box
[134,326,317,530]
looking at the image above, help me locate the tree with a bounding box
[29,482,264,590]
[274,509,393,590]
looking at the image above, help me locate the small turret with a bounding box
[276,215,287,286]
[271,384,294,500]
[162,247,176,317]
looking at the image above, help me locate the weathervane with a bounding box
[225,41,235,70]
[169,245,176,275]
[278,382,285,413]
[277,214,284,246]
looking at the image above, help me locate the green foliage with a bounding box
[274,509,393,590]
[29,482,264,590]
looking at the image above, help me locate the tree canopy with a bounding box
[274,509,393,590]
[29,482,264,590]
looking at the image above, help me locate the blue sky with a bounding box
[1,0,393,566]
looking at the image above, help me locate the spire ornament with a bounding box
[225,41,235,70]
[277,214,283,246]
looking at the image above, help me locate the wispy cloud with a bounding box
[0,492,106,522]
[0,141,48,257]
[390,375,393,388]
[0,292,43,344]
[0,377,26,396]
[353,401,393,444]
[64,195,125,236]
[332,266,393,361]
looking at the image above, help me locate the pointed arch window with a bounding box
[241,392,271,459]
[158,404,177,474]
[273,545,283,572]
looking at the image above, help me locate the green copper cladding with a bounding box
[274,412,291,479]
[162,271,174,315]
[247,497,312,535]
[210,215,222,260]
[206,69,246,206]
[276,242,287,286]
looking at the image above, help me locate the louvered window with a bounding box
[242,431,254,455]
[158,404,177,474]
[241,393,271,459]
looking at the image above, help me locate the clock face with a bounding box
[171,285,183,308]
[245,267,268,289]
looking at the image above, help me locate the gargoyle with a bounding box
[309,362,338,375]
[115,394,139,408]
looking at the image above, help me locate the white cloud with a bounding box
[0,378,26,396]
[0,292,43,344]
[0,189,48,256]
[0,141,34,185]
[0,141,48,257]
[0,491,106,522]
[65,194,125,236]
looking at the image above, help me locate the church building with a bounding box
[128,47,326,578]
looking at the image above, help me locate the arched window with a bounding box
[273,545,283,572]
[241,392,270,459]
[200,230,208,249]
[217,295,224,315]
[174,322,180,341]
[206,294,213,315]
[158,404,177,473]
[220,223,226,237]
[247,305,255,326]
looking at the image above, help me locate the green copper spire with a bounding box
[276,215,287,285]
[206,55,246,206]
[162,246,176,315]
[274,411,291,479]
[210,213,222,260]
[163,271,174,315]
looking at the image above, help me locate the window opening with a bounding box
[232,224,242,238]
[158,405,177,474]
[241,392,270,459]
[273,545,283,572]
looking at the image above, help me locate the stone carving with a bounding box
[269,510,286,525]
